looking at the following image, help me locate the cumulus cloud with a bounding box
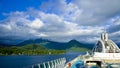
[0,0,120,44]
[27,18,44,29]
[71,0,120,25]
[39,0,120,26]
[107,16,120,33]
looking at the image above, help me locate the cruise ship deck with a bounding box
[31,32,120,68]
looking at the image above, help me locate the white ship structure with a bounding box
[84,32,120,67]
[31,32,120,68]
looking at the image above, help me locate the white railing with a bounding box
[93,52,120,59]
[31,58,66,68]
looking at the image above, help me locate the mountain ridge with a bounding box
[16,38,92,50]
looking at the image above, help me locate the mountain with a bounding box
[67,39,85,48]
[20,44,46,50]
[17,38,92,50]
[66,46,91,52]
[17,39,49,46]
[0,42,15,46]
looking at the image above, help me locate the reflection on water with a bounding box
[0,52,86,68]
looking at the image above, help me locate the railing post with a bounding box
[43,63,46,68]
[32,65,33,68]
[31,57,66,68]
[51,61,54,68]
[56,59,58,65]
[48,62,50,68]
[54,60,56,68]
[38,64,40,68]
[59,58,61,64]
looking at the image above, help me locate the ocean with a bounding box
[0,52,86,68]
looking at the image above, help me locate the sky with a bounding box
[0,0,120,44]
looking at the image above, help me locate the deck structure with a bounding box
[31,32,120,68]
[84,32,120,67]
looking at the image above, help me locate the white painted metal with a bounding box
[47,62,50,68]
[43,63,46,68]
[38,64,40,68]
[92,32,120,53]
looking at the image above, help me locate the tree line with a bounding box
[0,44,66,55]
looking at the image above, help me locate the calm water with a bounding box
[0,52,86,68]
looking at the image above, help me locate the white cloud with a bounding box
[0,0,120,44]
[67,0,120,25]
[36,33,48,37]
[107,16,120,33]
[39,0,120,26]
[112,16,120,25]
[0,24,12,30]
[28,18,44,29]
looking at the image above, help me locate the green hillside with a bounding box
[18,39,92,50]
[19,44,46,50]
[66,46,91,52]
[0,39,92,55]
[0,44,66,55]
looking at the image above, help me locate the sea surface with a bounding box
[0,52,86,68]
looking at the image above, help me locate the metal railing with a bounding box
[31,58,66,68]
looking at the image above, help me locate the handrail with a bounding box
[31,57,66,68]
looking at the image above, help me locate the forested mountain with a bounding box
[17,39,92,50]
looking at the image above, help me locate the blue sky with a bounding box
[0,0,120,44]
[0,0,49,20]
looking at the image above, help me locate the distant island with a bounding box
[0,39,91,55]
